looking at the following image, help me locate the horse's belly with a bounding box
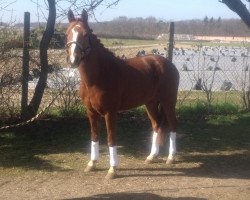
[119,87,156,111]
[119,101,146,111]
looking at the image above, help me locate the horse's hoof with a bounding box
[105,167,117,180]
[145,158,154,164]
[105,172,117,180]
[166,157,174,165]
[145,155,156,164]
[145,159,152,164]
[84,165,95,172]
[84,160,97,172]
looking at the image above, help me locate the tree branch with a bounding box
[219,0,250,27]
[0,0,16,11]
[56,0,121,21]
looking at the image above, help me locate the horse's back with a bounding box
[126,54,177,71]
[118,55,179,110]
[125,54,179,87]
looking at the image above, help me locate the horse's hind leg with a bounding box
[145,101,161,164]
[104,112,118,179]
[84,110,101,172]
[161,101,177,164]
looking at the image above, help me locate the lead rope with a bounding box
[0,71,73,130]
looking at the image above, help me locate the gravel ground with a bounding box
[1,151,249,200]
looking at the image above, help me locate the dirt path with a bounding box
[1,152,249,200]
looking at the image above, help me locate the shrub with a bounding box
[58,105,86,118]
[211,102,239,115]
[177,101,240,120]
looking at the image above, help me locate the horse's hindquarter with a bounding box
[118,55,169,110]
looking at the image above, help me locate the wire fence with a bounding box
[0,26,250,120]
[173,46,250,108]
[110,42,250,108]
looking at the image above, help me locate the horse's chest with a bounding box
[86,89,117,115]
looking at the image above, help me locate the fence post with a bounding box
[168,22,175,62]
[21,12,30,119]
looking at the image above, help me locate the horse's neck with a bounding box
[79,56,100,87]
[79,39,118,87]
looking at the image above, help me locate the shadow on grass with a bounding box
[0,118,90,172]
[117,112,250,157]
[0,112,249,178]
[117,152,250,180]
[64,192,206,200]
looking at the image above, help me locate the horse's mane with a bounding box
[89,30,125,64]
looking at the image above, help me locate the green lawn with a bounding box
[100,38,160,47]
[176,41,250,48]
[98,37,248,48]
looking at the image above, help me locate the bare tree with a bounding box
[219,0,250,27]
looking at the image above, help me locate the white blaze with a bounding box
[70,27,78,63]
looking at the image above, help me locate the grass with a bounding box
[177,91,242,109]
[57,105,86,118]
[177,101,240,120]
[182,113,250,152]
[100,37,160,47]
[176,41,249,48]
[40,90,244,120]
[0,109,249,177]
[43,98,241,122]
[98,37,248,48]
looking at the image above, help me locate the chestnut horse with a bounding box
[65,10,179,179]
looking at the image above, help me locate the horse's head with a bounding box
[65,9,91,67]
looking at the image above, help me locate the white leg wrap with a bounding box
[169,131,176,156]
[148,131,159,158]
[90,141,99,161]
[109,146,118,167]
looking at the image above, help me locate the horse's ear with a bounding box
[81,9,88,22]
[68,10,75,22]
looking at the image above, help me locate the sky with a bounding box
[1,0,241,23]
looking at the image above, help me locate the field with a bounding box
[99,38,248,48]
[100,38,159,47]
[0,111,249,199]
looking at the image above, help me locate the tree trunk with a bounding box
[26,0,56,118]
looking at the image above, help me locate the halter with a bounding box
[66,22,91,58]
[66,40,91,58]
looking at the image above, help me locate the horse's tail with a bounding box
[156,59,179,146]
[157,104,168,146]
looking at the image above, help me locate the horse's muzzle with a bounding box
[67,56,80,68]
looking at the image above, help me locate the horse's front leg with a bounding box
[104,112,118,179]
[84,110,101,172]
